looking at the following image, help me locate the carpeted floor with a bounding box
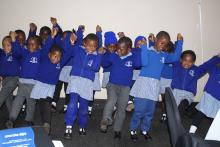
[0,100,212,147]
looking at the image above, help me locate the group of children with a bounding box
[0,17,220,142]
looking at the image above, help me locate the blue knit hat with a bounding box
[104,31,117,47]
[134,36,146,48]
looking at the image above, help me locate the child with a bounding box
[64,33,105,139]
[0,36,20,112]
[101,31,117,88]
[189,54,220,133]
[51,19,84,113]
[5,28,55,128]
[126,35,154,112]
[171,51,220,117]
[100,36,141,139]
[30,31,76,134]
[88,25,103,116]
[129,32,183,142]
[159,41,175,122]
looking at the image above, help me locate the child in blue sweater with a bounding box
[189,54,220,133]
[64,33,105,139]
[88,25,103,116]
[5,28,56,128]
[129,32,183,141]
[171,51,220,117]
[0,36,20,112]
[100,36,141,139]
[30,31,76,134]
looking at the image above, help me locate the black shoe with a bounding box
[114,131,121,139]
[160,114,167,123]
[51,102,57,113]
[130,130,138,142]
[23,120,34,126]
[5,120,14,129]
[79,128,86,136]
[64,128,72,140]
[141,131,152,140]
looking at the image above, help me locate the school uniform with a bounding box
[65,45,103,129]
[130,40,183,132]
[171,56,220,106]
[101,51,141,132]
[101,31,117,88]
[9,36,53,123]
[0,50,20,111]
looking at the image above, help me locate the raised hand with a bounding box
[148,33,155,42]
[117,32,125,38]
[29,23,37,32]
[78,25,85,32]
[10,31,17,42]
[96,25,102,32]
[177,33,183,41]
[70,33,77,45]
[50,17,57,26]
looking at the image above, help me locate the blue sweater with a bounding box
[12,36,54,80]
[140,40,183,80]
[204,65,220,101]
[0,50,20,77]
[102,51,141,86]
[35,33,73,85]
[171,56,220,95]
[68,44,103,81]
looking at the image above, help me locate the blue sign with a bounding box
[0,127,35,147]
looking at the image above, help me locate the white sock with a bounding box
[114,106,117,111]
[51,102,56,107]
[128,101,133,104]
[66,125,72,129]
[88,106,92,111]
[189,125,197,133]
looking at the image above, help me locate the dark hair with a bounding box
[181,50,196,62]
[15,30,26,39]
[28,35,41,46]
[49,44,62,55]
[83,33,99,45]
[166,41,174,53]
[117,36,132,49]
[39,26,51,36]
[156,31,170,41]
[2,36,12,46]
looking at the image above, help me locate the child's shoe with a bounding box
[64,126,72,140]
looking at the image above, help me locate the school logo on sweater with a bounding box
[56,63,61,69]
[7,56,13,62]
[160,57,165,63]
[125,61,132,67]
[30,57,38,64]
[189,70,195,77]
[88,60,93,67]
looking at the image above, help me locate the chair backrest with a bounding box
[165,87,186,147]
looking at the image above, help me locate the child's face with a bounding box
[155,37,169,52]
[3,38,12,54]
[117,42,131,57]
[136,39,147,48]
[48,51,62,64]
[107,44,116,53]
[84,39,98,53]
[40,30,49,42]
[16,33,26,47]
[28,38,39,52]
[181,54,195,69]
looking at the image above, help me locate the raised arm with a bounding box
[165,33,183,63]
[96,25,103,49]
[75,25,84,46]
[50,17,63,46]
[27,23,37,42]
[197,54,220,78]
[10,31,24,58]
[141,44,150,66]
[148,33,155,48]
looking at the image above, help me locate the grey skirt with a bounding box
[196,92,220,118]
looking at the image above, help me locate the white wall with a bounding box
[0,0,219,100]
